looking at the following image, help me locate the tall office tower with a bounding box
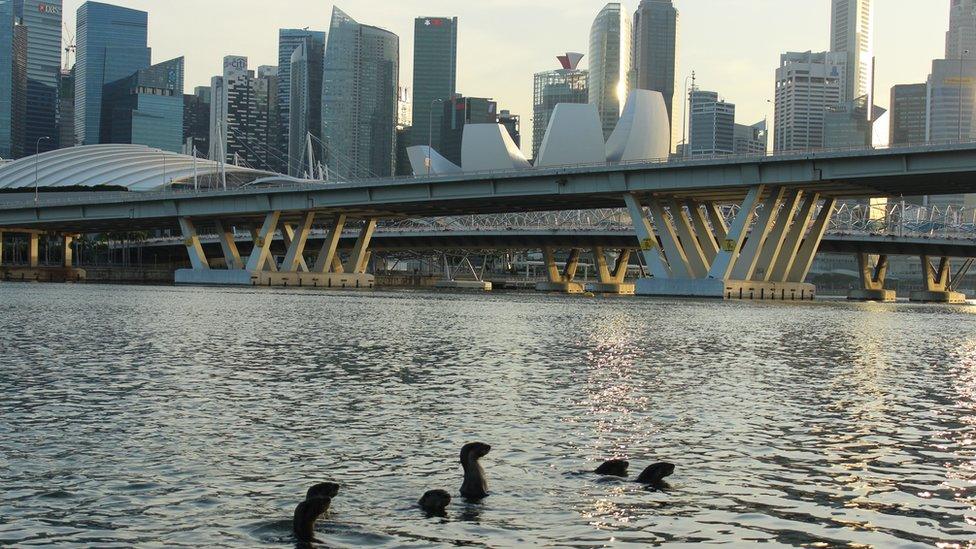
[254,66,278,171]
[823,95,884,147]
[183,86,210,156]
[830,0,873,106]
[773,51,846,152]
[58,67,74,148]
[0,0,18,158]
[688,89,734,156]
[633,0,678,149]
[287,36,325,177]
[889,83,927,145]
[210,56,277,171]
[926,58,976,143]
[100,57,184,152]
[277,28,325,173]
[589,3,632,139]
[438,95,497,166]
[394,85,411,176]
[733,121,768,155]
[75,2,150,146]
[947,0,976,59]
[411,16,457,149]
[14,0,62,153]
[532,53,589,159]
[498,110,521,148]
[322,7,399,180]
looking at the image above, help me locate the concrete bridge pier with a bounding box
[0,230,85,282]
[536,247,586,293]
[848,254,896,302]
[909,255,968,303]
[585,247,634,294]
[175,212,376,289]
[627,187,832,300]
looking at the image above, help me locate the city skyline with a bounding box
[50,0,948,156]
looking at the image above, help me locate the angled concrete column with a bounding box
[312,215,347,273]
[248,227,278,272]
[707,185,764,280]
[624,193,671,279]
[687,200,719,263]
[647,198,692,278]
[849,253,895,301]
[667,199,709,278]
[705,202,728,243]
[538,247,585,293]
[214,220,243,270]
[731,187,786,281]
[787,198,836,283]
[768,192,819,282]
[245,211,281,272]
[345,219,376,274]
[753,190,802,281]
[178,217,209,270]
[587,248,635,294]
[281,212,315,272]
[912,256,966,303]
[331,255,345,274]
[62,235,74,268]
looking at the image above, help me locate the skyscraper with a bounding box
[688,89,734,156]
[277,28,325,173]
[947,0,976,60]
[100,57,184,152]
[0,0,16,158]
[183,85,210,156]
[288,36,325,177]
[14,0,62,153]
[926,58,976,143]
[322,7,399,180]
[774,51,846,152]
[589,3,632,139]
[411,16,457,150]
[633,0,678,149]
[75,1,150,146]
[209,56,278,171]
[733,121,768,155]
[438,95,497,166]
[830,0,873,105]
[532,53,589,160]
[889,83,927,145]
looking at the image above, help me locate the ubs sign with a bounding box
[38,3,62,16]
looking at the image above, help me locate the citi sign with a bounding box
[38,3,62,16]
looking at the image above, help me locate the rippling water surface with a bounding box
[1,283,975,547]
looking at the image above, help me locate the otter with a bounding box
[305,482,340,501]
[459,442,491,500]
[635,462,675,485]
[418,489,452,515]
[293,496,331,543]
[594,459,630,477]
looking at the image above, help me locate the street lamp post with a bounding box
[428,98,444,176]
[34,136,51,205]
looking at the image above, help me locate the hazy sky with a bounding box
[60,0,950,153]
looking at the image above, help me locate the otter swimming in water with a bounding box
[459,442,491,500]
[635,462,675,485]
[418,489,452,515]
[293,496,331,543]
[305,482,340,501]
[594,459,630,477]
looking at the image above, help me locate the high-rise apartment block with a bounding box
[322,7,399,180]
[889,83,928,145]
[411,16,457,150]
[532,53,588,160]
[633,0,678,149]
[100,57,184,152]
[688,89,734,156]
[774,51,846,152]
[589,3,632,139]
[75,1,150,146]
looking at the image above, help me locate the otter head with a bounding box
[594,459,630,477]
[459,442,491,464]
[293,496,331,542]
[635,462,675,485]
[418,489,452,515]
[305,482,340,501]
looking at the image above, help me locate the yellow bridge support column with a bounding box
[536,247,585,293]
[586,248,635,295]
[911,256,967,303]
[312,215,346,273]
[848,254,896,302]
[178,217,210,271]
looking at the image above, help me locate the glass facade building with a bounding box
[15,0,62,153]
[287,36,325,177]
[100,57,184,152]
[411,16,457,149]
[889,83,927,146]
[0,0,15,158]
[183,86,210,156]
[588,3,632,139]
[209,57,278,171]
[532,67,588,159]
[75,1,151,146]
[830,0,874,105]
[927,58,976,143]
[277,28,325,174]
[688,89,734,156]
[322,7,399,180]
[633,0,678,149]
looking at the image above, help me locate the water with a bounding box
[1,284,974,548]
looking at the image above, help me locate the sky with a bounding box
[60,0,951,154]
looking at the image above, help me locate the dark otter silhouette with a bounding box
[305,482,340,501]
[459,442,491,500]
[293,496,331,543]
[635,462,675,485]
[594,459,630,477]
[418,489,452,515]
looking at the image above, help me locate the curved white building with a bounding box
[460,124,532,172]
[0,144,276,192]
[406,145,463,176]
[606,90,671,163]
[535,103,606,167]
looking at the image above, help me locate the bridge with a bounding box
[2,142,976,302]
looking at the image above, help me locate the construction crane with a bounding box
[62,22,76,71]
